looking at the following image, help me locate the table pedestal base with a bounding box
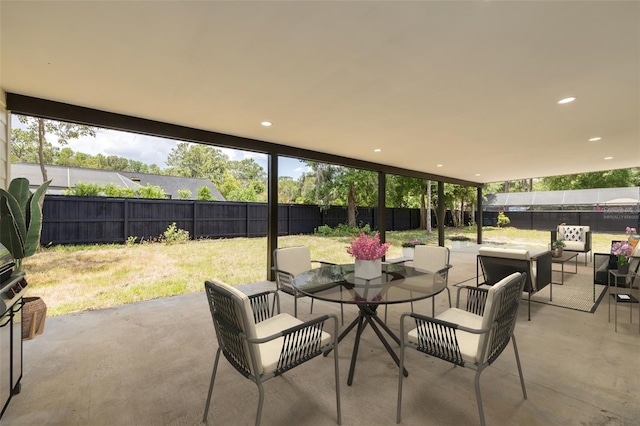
[326,303,408,386]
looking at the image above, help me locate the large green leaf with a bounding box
[0,210,25,259]
[8,178,31,218]
[23,180,51,257]
[0,188,27,246]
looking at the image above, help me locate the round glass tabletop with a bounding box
[292,263,447,305]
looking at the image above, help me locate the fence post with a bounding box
[123,198,128,242]
[246,203,250,237]
[192,200,197,240]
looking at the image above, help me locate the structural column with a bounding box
[378,171,386,243]
[476,186,483,244]
[438,181,445,246]
[0,91,9,189]
[267,153,278,280]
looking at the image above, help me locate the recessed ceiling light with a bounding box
[588,137,602,142]
[260,121,272,127]
[604,156,613,160]
[436,164,443,168]
[558,97,576,104]
[475,174,481,177]
[373,148,381,152]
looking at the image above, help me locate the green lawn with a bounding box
[23,227,620,317]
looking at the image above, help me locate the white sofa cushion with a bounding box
[478,248,536,281]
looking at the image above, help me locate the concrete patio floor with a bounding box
[3,248,639,425]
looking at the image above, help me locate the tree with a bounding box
[137,184,165,199]
[11,115,97,182]
[177,189,192,200]
[278,176,300,203]
[197,186,216,201]
[542,169,639,190]
[166,143,229,185]
[303,161,377,226]
[66,182,102,196]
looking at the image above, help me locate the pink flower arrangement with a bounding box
[347,232,391,260]
[626,227,637,236]
[612,241,633,265]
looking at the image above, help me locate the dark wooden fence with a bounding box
[41,195,640,246]
[40,195,424,245]
[483,210,640,233]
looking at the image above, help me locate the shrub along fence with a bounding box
[40,195,640,246]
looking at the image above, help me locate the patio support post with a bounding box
[267,153,278,281]
[378,172,386,243]
[438,181,445,246]
[477,186,483,244]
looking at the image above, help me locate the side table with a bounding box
[608,269,639,332]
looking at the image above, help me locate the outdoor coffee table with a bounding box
[551,251,578,285]
[292,263,447,386]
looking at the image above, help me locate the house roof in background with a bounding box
[11,163,225,201]
[119,171,225,201]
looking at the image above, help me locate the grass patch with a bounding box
[23,228,620,317]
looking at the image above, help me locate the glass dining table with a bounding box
[292,262,448,385]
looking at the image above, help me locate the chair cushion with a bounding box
[275,246,312,276]
[479,272,521,361]
[410,308,483,363]
[478,247,530,261]
[413,245,449,273]
[255,313,332,375]
[478,248,534,286]
[209,280,261,374]
[564,241,586,251]
[558,225,589,244]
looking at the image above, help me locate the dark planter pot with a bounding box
[618,263,630,275]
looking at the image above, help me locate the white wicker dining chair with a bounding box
[203,280,341,426]
[397,272,527,426]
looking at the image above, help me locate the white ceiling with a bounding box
[1,1,639,184]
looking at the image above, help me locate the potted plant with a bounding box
[0,177,51,340]
[551,239,566,257]
[0,178,51,270]
[449,235,472,249]
[401,240,423,259]
[612,240,633,275]
[347,232,391,280]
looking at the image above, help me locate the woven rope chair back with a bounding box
[205,282,254,378]
[484,273,526,365]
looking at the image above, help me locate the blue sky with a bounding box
[11,115,308,179]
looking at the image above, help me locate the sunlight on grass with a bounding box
[24,228,621,317]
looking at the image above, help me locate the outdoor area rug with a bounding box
[528,269,607,313]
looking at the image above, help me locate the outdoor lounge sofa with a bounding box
[477,247,552,321]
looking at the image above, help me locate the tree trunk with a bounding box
[37,118,48,182]
[419,192,426,230]
[426,180,432,233]
[504,181,510,192]
[347,182,356,227]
